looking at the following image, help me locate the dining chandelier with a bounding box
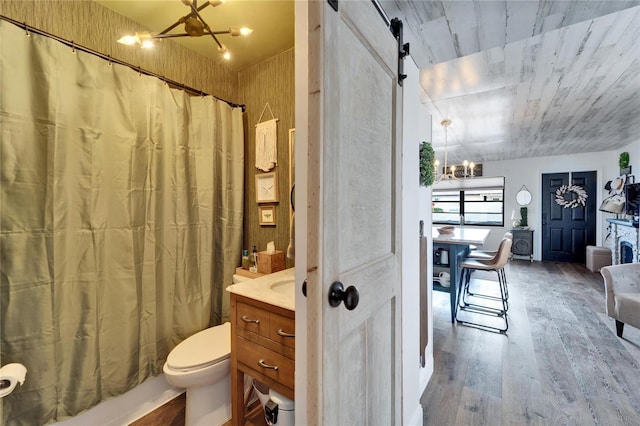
[434,118,475,182]
[117,0,252,61]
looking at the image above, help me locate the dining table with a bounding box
[432,226,491,323]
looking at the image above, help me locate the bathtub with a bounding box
[53,374,182,426]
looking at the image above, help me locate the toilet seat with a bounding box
[166,322,230,372]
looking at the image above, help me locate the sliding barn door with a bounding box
[305,1,403,424]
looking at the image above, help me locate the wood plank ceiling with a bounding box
[381,1,640,163]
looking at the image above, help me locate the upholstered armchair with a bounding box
[600,263,640,337]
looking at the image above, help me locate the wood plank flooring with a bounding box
[422,260,640,426]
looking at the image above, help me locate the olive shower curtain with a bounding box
[0,20,244,425]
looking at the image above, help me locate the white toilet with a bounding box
[163,322,231,426]
[163,273,251,426]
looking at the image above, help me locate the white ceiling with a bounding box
[97,0,640,163]
[97,0,294,71]
[380,1,640,163]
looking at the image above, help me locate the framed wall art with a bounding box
[256,172,278,203]
[259,205,276,226]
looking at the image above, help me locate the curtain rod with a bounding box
[0,15,246,112]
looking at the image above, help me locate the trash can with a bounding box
[253,381,294,426]
[265,389,294,426]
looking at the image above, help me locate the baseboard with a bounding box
[408,406,423,426]
[420,355,434,393]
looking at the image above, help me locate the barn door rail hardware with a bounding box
[390,18,410,86]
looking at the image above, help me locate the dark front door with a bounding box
[542,171,597,263]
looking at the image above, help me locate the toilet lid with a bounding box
[167,322,230,372]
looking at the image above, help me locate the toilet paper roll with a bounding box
[0,363,27,399]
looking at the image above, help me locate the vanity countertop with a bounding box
[226,267,295,311]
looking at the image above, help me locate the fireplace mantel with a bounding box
[606,218,639,228]
[606,218,639,264]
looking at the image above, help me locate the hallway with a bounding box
[422,260,640,425]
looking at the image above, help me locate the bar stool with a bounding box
[466,232,512,260]
[455,238,512,333]
[460,237,512,311]
[465,232,512,302]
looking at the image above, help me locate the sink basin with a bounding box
[269,279,295,296]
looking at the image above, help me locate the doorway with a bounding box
[541,171,597,263]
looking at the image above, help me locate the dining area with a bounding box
[431,225,512,333]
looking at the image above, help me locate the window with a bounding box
[432,177,504,226]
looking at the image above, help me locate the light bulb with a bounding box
[230,26,254,37]
[117,34,138,45]
[219,44,231,60]
[450,165,456,172]
[210,0,225,6]
[136,32,154,48]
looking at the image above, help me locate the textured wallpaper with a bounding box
[239,48,295,267]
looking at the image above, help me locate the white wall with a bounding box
[401,57,432,425]
[418,103,434,395]
[479,142,639,258]
[400,62,435,425]
[622,140,640,175]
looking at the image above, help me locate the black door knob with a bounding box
[328,281,359,310]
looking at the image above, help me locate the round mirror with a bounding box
[516,186,532,206]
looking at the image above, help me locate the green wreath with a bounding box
[419,141,435,187]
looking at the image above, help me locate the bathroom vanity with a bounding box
[227,268,295,426]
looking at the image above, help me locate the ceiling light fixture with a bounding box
[434,119,475,182]
[117,0,252,60]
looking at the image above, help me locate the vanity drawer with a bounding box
[236,302,270,338]
[237,336,295,390]
[269,314,295,350]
